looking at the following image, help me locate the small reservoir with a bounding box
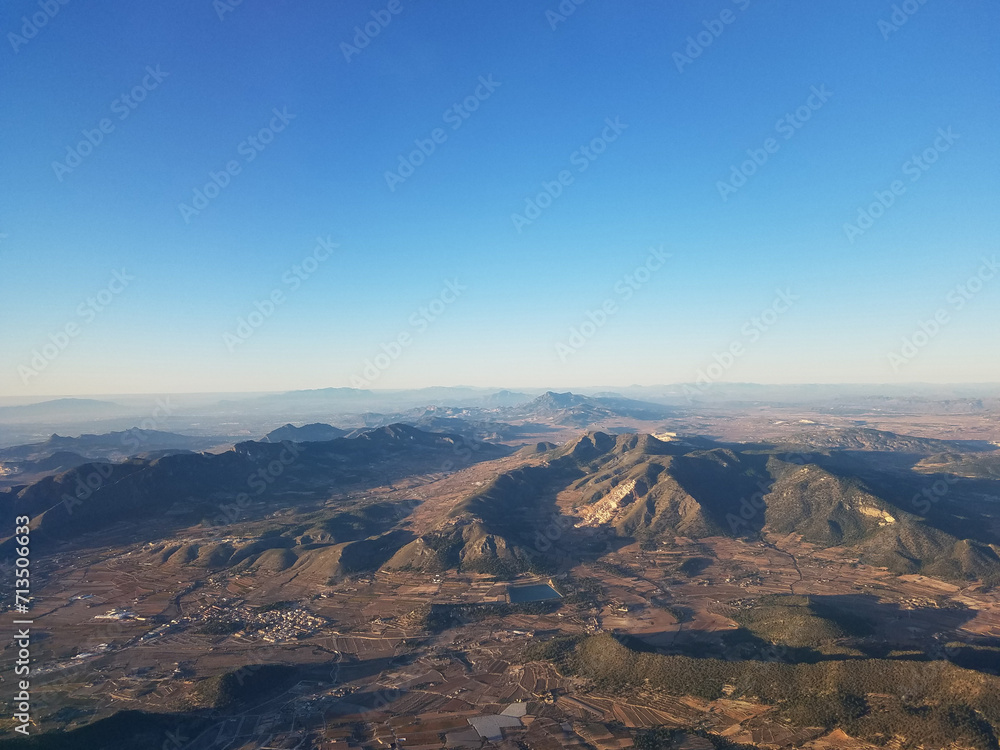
[508,582,562,603]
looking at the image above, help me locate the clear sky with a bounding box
[2,0,998,396]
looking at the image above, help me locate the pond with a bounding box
[508,582,562,603]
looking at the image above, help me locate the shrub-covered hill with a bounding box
[530,633,1000,750]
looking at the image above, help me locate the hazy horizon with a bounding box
[5,380,1000,406]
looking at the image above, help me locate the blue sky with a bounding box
[1,0,998,395]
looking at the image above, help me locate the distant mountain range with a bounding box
[263,423,349,443]
[220,386,535,414]
[3,386,1000,447]
[0,424,507,556]
[216,382,1000,411]
[0,397,128,422]
[4,384,1000,413]
[252,391,675,447]
[0,429,236,488]
[3,421,999,586]
[385,430,1000,584]
[0,429,229,462]
[348,391,674,431]
[504,391,674,426]
[772,427,995,454]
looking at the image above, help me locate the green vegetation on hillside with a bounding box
[539,633,1000,749]
[633,727,757,750]
[727,594,870,649]
[189,664,299,709]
